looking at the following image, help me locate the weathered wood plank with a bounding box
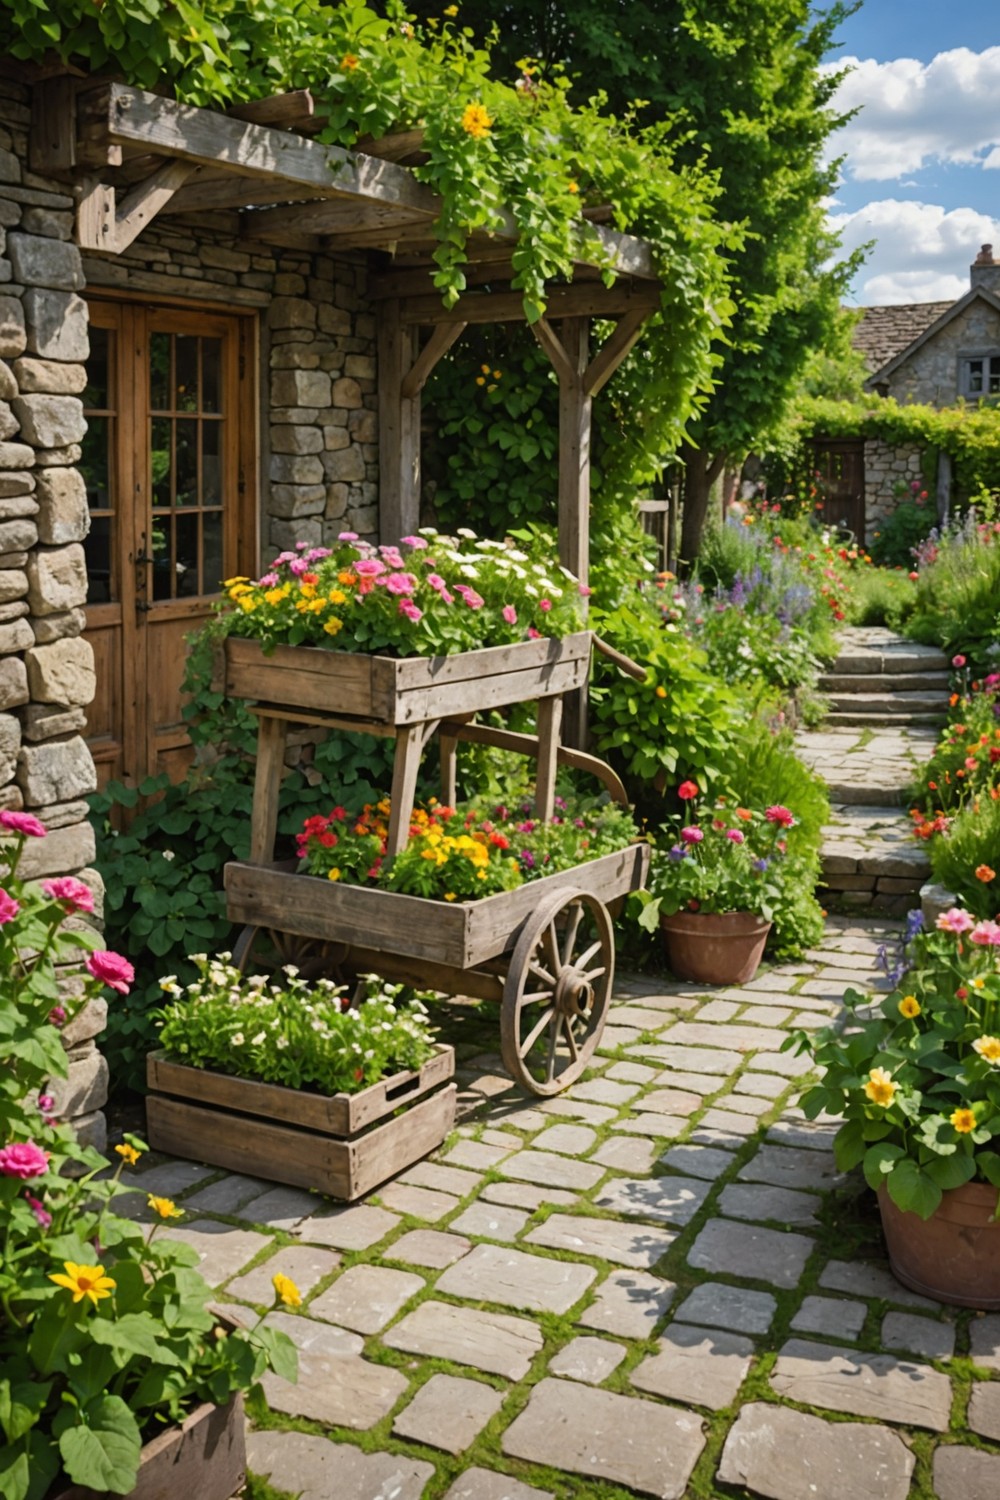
[534,695,562,823]
[584,308,652,398]
[146,1044,454,1136]
[532,317,575,386]
[436,718,630,807]
[391,632,591,690]
[29,77,76,174]
[401,322,468,399]
[377,298,420,542]
[249,714,288,865]
[399,281,661,326]
[228,90,317,129]
[386,721,434,857]
[113,160,196,251]
[224,637,375,715]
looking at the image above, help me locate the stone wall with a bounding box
[884,296,1000,407]
[0,69,380,1139]
[863,438,925,537]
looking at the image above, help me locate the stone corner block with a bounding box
[26,635,96,707]
[26,542,88,616]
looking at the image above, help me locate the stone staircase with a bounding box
[797,628,951,914]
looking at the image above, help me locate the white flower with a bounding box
[456,527,477,539]
[162,850,175,862]
[283,964,300,977]
[231,1032,245,1046]
[276,1036,289,1049]
[251,1031,266,1045]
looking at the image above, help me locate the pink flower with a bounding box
[0,810,46,838]
[680,826,704,844]
[455,586,484,609]
[952,654,967,668]
[401,535,427,549]
[502,604,517,625]
[765,805,795,827]
[355,558,385,578]
[936,908,975,934]
[539,598,552,612]
[427,573,448,592]
[289,557,309,576]
[48,1005,66,1027]
[338,531,359,542]
[384,571,418,596]
[726,829,745,844]
[971,921,1000,947]
[579,584,593,597]
[24,1193,52,1229]
[677,781,699,801]
[37,1094,56,1118]
[0,1141,49,1180]
[527,626,541,639]
[86,951,135,995]
[0,889,20,925]
[398,599,423,622]
[379,546,405,569]
[42,877,95,915]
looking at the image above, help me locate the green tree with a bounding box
[412,0,862,560]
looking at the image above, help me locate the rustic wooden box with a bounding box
[51,1395,245,1500]
[223,630,592,725]
[145,1044,456,1200]
[225,843,650,969]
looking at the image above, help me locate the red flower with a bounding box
[765,805,795,827]
[677,780,699,801]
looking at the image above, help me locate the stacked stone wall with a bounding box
[863,438,926,538]
[1,69,380,1138]
[884,297,1000,407]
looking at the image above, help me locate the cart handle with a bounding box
[592,635,647,682]
[437,719,631,808]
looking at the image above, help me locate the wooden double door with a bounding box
[81,299,256,789]
[811,438,866,544]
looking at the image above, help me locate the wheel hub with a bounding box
[554,965,594,1017]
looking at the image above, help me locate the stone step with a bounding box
[825,691,949,716]
[830,644,950,676]
[825,781,907,807]
[824,710,946,729]
[819,671,951,694]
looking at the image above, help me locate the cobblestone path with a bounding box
[125,629,990,1499]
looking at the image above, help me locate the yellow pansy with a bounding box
[863,1067,897,1107]
[49,1261,116,1305]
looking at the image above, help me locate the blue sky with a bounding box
[819,4,1000,304]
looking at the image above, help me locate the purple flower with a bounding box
[520,849,536,870]
[668,844,687,862]
[751,857,769,873]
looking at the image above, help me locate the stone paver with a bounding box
[590,1136,657,1173]
[309,1264,424,1333]
[579,1269,676,1337]
[717,1402,916,1500]
[497,1149,603,1190]
[614,1112,687,1138]
[717,1182,820,1226]
[818,1258,937,1309]
[239,1184,318,1229]
[687,1218,815,1289]
[502,1378,706,1499]
[437,1243,596,1314]
[640,1086,705,1115]
[160,1220,270,1286]
[385,1300,544,1379]
[969,1314,1000,1371]
[968,1382,1000,1440]
[531,1123,597,1156]
[572,1077,641,1105]
[791,1295,867,1340]
[770,1338,952,1431]
[399,1160,482,1197]
[185,1172,268,1215]
[675,1282,777,1335]
[479,1181,577,1210]
[296,1203,400,1250]
[881,1310,955,1361]
[443,1139,516,1171]
[738,1143,843,1191]
[525,1213,675,1269]
[450,1201,530,1242]
[934,1447,1000,1500]
[247,1431,434,1500]
[549,1334,626,1383]
[441,1468,554,1500]
[632,1323,754,1410]
[659,1143,735,1180]
[132,1160,214,1197]
[639,1043,742,1074]
[393,1373,504,1455]
[594,1173,711,1226]
[378,1182,460,1221]
[388,1229,472,1269]
[259,1311,408,1429]
[225,1244,340,1304]
[607,1059,659,1084]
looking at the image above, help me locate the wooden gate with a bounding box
[811,437,866,543]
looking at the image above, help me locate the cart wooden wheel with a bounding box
[500,887,614,1096]
[232,924,348,984]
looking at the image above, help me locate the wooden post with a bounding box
[557,318,591,747]
[377,298,419,540]
[249,715,288,865]
[534,695,563,822]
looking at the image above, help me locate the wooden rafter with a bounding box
[400,323,468,399]
[398,281,661,326]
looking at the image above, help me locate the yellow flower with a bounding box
[327,867,341,881]
[568,180,579,194]
[461,103,493,139]
[341,53,359,71]
[951,1107,976,1134]
[264,587,289,606]
[974,1035,1000,1063]
[475,376,486,386]
[655,685,667,699]
[238,596,257,612]
[272,1272,302,1308]
[863,1067,897,1107]
[898,995,921,1019]
[444,892,457,901]
[227,583,252,598]
[328,589,347,606]
[148,1195,182,1220]
[49,1261,116,1305]
[115,1143,140,1167]
[224,577,250,588]
[973,977,987,990]
[444,3,458,13]
[323,617,343,637]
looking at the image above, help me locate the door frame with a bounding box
[83,289,259,787]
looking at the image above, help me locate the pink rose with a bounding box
[0,889,20,925]
[680,826,704,845]
[527,626,542,639]
[86,951,135,995]
[539,598,552,612]
[384,571,418,596]
[355,558,385,578]
[502,604,517,625]
[0,810,46,838]
[48,1005,67,1027]
[0,1141,50,1180]
[42,877,95,915]
[952,654,966,668]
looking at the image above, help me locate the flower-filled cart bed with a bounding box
[209,533,650,1096]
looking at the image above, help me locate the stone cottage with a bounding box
[812,245,1000,541]
[0,66,660,1144]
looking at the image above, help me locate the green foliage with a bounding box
[905,506,1000,657]
[868,498,937,569]
[791,917,1000,1219]
[636,802,790,924]
[843,566,918,629]
[930,798,1000,919]
[0,834,295,1500]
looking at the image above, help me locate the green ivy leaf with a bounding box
[56,1396,142,1496]
[885,1158,943,1221]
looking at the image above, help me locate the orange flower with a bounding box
[461,103,493,139]
[735,808,753,822]
[977,865,996,883]
[341,53,359,70]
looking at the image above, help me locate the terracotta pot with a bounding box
[878,1181,1000,1309]
[659,910,771,986]
[50,1394,245,1500]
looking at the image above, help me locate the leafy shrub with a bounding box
[906,504,1000,658]
[928,797,1000,919]
[844,567,917,629]
[869,497,937,568]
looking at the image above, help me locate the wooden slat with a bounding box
[354,127,427,162]
[224,637,375,715]
[29,77,76,173]
[244,199,434,240]
[228,90,317,130]
[391,631,591,690]
[249,713,287,865]
[112,160,196,251]
[401,322,467,399]
[437,718,630,807]
[398,281,661,326]
[395,656,588,724]
[75,178,117,252]
[534,695,562,822]
[146,1044,454,1136]
[531,317,575,386]
[377,298,420,542]
[341,945,505,1004]
[166,178,332,215]
[584,308,652,398]
[84,82,438,215]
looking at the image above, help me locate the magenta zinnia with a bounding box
[0,1141,50,1179]
[86,951,135,994]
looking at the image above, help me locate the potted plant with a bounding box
[0,812,297,1500]
[147,961,457,1199]
[790,906,1000,1307]
[634,784,794,985]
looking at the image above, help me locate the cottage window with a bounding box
[961,355,1000,396]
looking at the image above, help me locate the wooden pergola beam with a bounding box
[400,323,468,399]
[398,281,661,326]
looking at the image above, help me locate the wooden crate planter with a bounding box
[145,1044,456,1200]
[50,1394,245,1500]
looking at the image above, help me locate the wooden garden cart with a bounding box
[222,631,649,1096]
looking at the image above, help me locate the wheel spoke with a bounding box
[522,989,555,1005]
[561,902,583,965]
[582,965,607,984]
[563,1015,580,1062]
[543,922,561,975]
[546,1013,563,1081]
[576,938,604,970]
[520,1006,556,1057]
[529,961,555,986]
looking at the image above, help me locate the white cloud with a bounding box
[827,199,1000,303]
[824,48,1000,181]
